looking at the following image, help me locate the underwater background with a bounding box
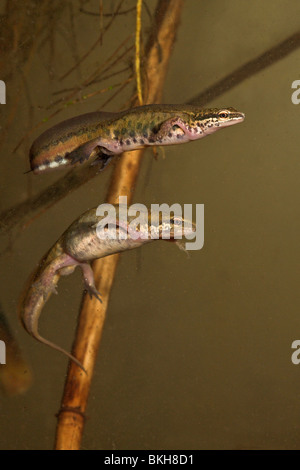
[0,0,300,449]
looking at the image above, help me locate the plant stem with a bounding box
[54,0,184,450]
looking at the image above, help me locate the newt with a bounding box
[18,205,195,371]
[29,104,245,174]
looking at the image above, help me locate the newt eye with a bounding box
[218,111,229,119]
[170,217,181,225]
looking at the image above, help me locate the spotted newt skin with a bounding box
[19,205,195,370]
[29,104,245,174]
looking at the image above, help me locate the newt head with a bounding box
[187,106,245,137]
[211,107,245,127]
[144,210,196,242]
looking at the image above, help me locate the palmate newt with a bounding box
[29,104,245,174]
[19,205,195,371]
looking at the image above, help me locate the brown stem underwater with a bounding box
[54,0,185,450]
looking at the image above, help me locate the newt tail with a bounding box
[18,240,88,371]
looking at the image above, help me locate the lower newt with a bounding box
[19,205,195,371]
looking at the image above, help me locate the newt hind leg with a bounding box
[59,258,102,302]
[79,263,103,303]
[91,153,114,174]
[67,138,115,167]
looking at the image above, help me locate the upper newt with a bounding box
[29,104,245,174]
[18,205,195,371]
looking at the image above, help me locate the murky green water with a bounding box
[0,0,300,450]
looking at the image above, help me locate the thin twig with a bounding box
[98,75,133,109]
[68,1,82,81]
[135,0,143,105]
[0,0,58,149]
[52,65,132,95]
[80,77,133,102]
[49,36,134,108]
[60,0,126,81]
[79,6,136,17]
[54,0,185,450]
[0,165,102,235]
[99,0,103,45]
[188,30,300,106]
[13,34,135,153]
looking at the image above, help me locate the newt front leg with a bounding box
[156,116,204,142]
